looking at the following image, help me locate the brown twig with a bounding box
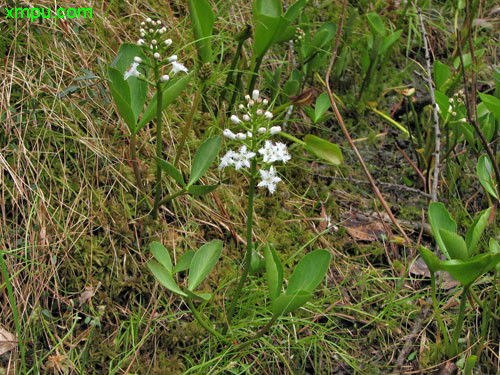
[325,0,411,245]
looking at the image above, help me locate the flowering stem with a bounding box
[173,85,203,168]
[224,157,257,333]
[152,65,163,219]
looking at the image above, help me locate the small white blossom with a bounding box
[256,109,263,115]
[265,111,273,119]
[137,39,145,46]
[258,127,267,134]
[238,104,245,110]
[165,39,173,47]
[124,62,141,80]
[269,126,281,135]
[219,150,238,170]
[223,129,236,140]
[168,55,177,62]
[247,131,253,138]
[160,75,170,82]
[245,94,251,101]
[152,39,157,45]
[140,32,146,37]
[140,28,145,34]
[248,100,255,107]
[154,52,161,59]
[234,146,255,170]
[252,89,260,101]
[146,17,152,23]
[170,61,188,75]
[258,166,281,194]
[133,56,142,63]
[236,133,247,140]
[230,115,241,124]
[258,141,291,163]
[149,28,154,33]
[243,114,250,121]
[263,99,268,105]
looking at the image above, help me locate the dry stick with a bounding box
[456,9,500,199]
[417,8,441,202]
[325,0,411,245]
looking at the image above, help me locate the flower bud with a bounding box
[248,100,254,107]
[252,89,260,101]
[168,55,177,62]
[152,39,157,45]
[165,39,173,47]
[238,104,245,110]
[160,75,170,82]
[247,131,253,138]
[140,32,145,37]
[264,111,273,119]
[258,127,267,134]
[149,28,154,33]
[154,52,161,59]
[242,114,250,121]
[263,99,268,105]
[236,133,247,140]
[244,94,251,101]
[146,18,152,23]
[270,126,281,134]
[223,129,236,140]
[230,115,241,124]
[256,109,263,115]
[137,39,145,46]
[133,56,142,63]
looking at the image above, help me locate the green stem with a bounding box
[224,157,257,333]
[130,132,145,193]
[448,285,470,357]
[0,250,26,375]
[186,297,225,341]
[219,39,244,108]
[174,86,203,168]
[153,66,163,219]
[158,188,186,207]
[431,273,450,346]
[248,55,264,94]
[232,314,279,351]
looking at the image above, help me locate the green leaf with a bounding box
[476,155,498,200]
[314,93,331,123]
[440,253,500,286]
[464,355,477,375]
[136,73,193,134]
[188,135,222,185]
[287,249,331,295]
[434,61,451,91]
[108,82,136,133]
[264,243,283,301]
[418,246,442,274]
[304,134,343,165]
[252,13,282,58]
[271,290,313,315]
[151,241,173,272]
[478,93,500,122]
[188,239,223,291]
[108,66,131,105]
[184,288,211,301]
[253,0,282,18]
[379,30,402,55]
[439,229,467,261]
[283,0,306,21]
[303,22,336,61]
[465,207,491,257]
[173,250,195,273]
[488,238,500,272]
[147,260,187,297]
[153,157,185,187]
[435,90,451,119]
[366,12,385,36]
[428,202,458,259]
[188,0,214,63]
[187,184,218,196]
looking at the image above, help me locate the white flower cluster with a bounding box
[219,90,291,194]
[124,18,188,82]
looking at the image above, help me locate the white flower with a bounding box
[258,141,291,163]
[149,28,154,33]
[258,127,267,134]
[243,114,250,121]
[234,146,255,170]
[170,61,188,75]
[256,109,263,115]
[168,55,177,62]
[265,111,273,119]
[223,129,236,140]
[236,133,247,140]
[263,99,268,105]
[252,89,260,101]
[137,39,145,46]
[124,62,141,80]
[230,115,241,124]
[269,126,281,135]
[146,17,152,23]
[154,52,161,59]
[247,131,253,138]
[245,94,251,101]
[258,166,281,194]
[133,56,142,63]
[152,39,157,45]
[161,75,170,82]
[165,39,172,46]
[219,150,238,170]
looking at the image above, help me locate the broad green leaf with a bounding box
[147,260,187,296]
[304,22,336,61]
[188,0,214,63]
[187,184,218,196]
[109,43,147,121]
[464,355,477,375]
[488,238,500,272]
[188,239,223,291]
[173,250,195,273]
[283,0,306,21]
[418,246,442,274]
[435,90,450,119]
[304,134,343,165]
[428,202,458,259]
[108,67,131,105]
[184,288,211,301]
[434,61,451,91]
[439,229,467,261]
[264,243,283,301]
[151,241,173,272]
[478,93,500,121]
[379,30,402,55]
[271,290,313,315]
[465,207,492,257]
[188,135,222,185]
[252,13,282,58]
[108,83,136,133]
[283,79,300,96]
[440,253,500,286]
[287,249,331,294]
[476,155,498,200]
[366,12,385,36]
[253,0,282,18]
[136,73,193,134]
[153,157,185,187]
[314,93,331,123]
